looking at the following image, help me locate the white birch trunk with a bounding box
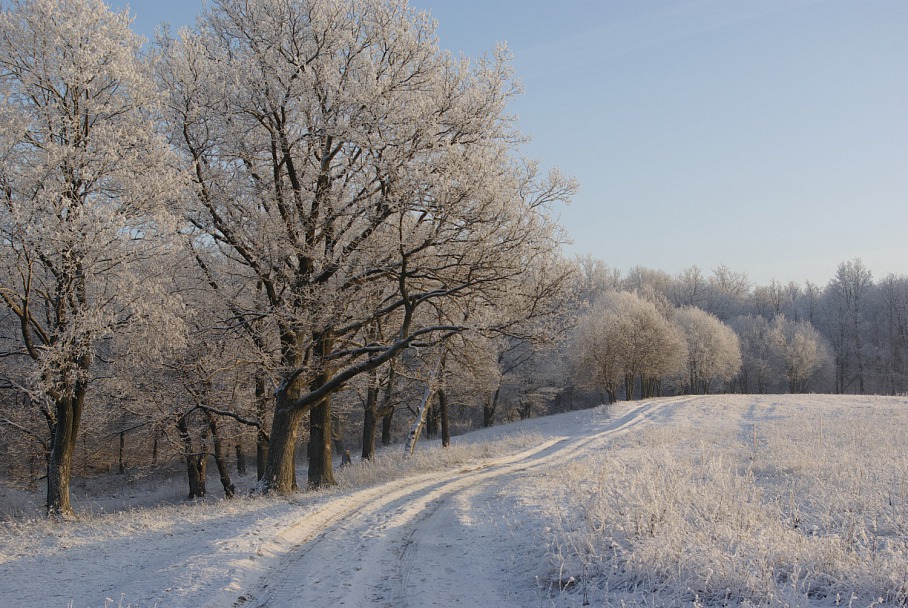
[404,355,444,456]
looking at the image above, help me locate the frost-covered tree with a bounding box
[158,0,572,494]
[705,265,750,321]
[753,280,785,320]
[769,315,830,393]
[622,265,673,299]
[670,266,709,309]
[675,307,741,395]
[730,315,775,394]
[822,259,873,394]
[802,280,822,325]
[574,255,620,305]
[877,274,908,394]
[0,0,184,515]
[478,251,578,427]
[573,302,623,403]
[574,291,685,402]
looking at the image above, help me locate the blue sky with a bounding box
[112,0,908,286]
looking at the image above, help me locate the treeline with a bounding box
[570,258,908,400]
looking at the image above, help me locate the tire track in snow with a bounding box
[236,438,568,607]
[389,395,692,607]
[238,396,691,608]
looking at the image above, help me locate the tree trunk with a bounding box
[405,357,443,456]
[46,385,84,516]
[177,413,207,499]
[332,413,346,457]
[439,388,450,448]
[426,396,438,438]
[256,429,269,482]
[308,396,335,488]
[118,431,126,474]
[381,406,394,446]
[483,385,500,428]
[255,375,270,482]
[306,334,336,489]
[518,400,532,420]
[426,351,445,439]
[375,364,398,449]
[624,373,637,400]
[235,444,247,475]
[362,379,379,460]
[207,412,235,498]
[259,390,307,494]
[185,450,207,499]
[192,453,208,498]
[641,378,651,399]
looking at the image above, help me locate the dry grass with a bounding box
[545,396,908,607]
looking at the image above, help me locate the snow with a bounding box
[2,395,907,607]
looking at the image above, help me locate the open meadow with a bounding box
[545,395,908,607]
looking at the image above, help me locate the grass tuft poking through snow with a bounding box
[544,396,908,607]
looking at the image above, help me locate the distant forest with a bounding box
[572,256,907,399]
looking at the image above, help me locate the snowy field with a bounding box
[1,395,907,607]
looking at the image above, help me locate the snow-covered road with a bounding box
[237,397,683,608]
[0,397,684,608]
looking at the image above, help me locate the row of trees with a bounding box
[572,257,908,398]
[572,289,830,401]
[0,0,576,515]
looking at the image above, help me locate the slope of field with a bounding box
[546,395,908,607]
[1,395,906,607]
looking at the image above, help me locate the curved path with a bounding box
[236,396,688,608]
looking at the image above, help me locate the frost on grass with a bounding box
[544,396,908,607]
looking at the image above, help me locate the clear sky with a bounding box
[111,0,908,287]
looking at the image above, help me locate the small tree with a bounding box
[730,315,775,394]
[675,306,741,395]
[573,291,684,402]
[573,305,623,403]
[770,315,830,393]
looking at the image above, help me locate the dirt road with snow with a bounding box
[235,397,685,608]
[0,397,685,608]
